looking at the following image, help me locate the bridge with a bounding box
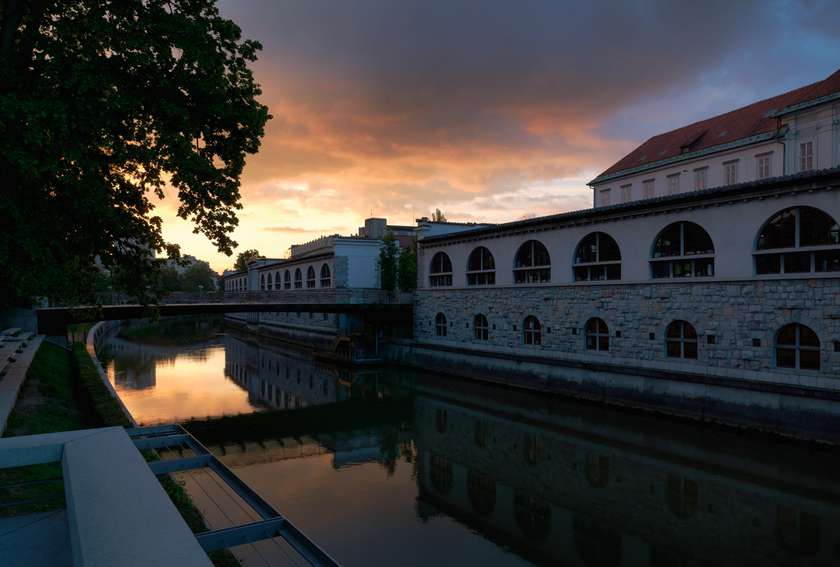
[35,302,412,336]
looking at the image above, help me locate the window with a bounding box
[754,207,840,275]
[800,141,814,172]
[523,315,542,345]
[284,270,291,289]
[267,272,273,290]
[667,173,680,195]
[514,240,551,284]
[724,160,739,185]
[320,264,331,287]
[435,313,447,337]
[306,266,316,288]
[585,318,610,351]
[775,323,820,370]
[467,247,495,285]
[294,268,303,289]
[429,252,453,287]
[756,153,772,179]
[260,274,265,290]
[430,454,452,495]
[643,179,655,199]
[599,188,611,206]
[620,184,632,203]
[474,314,489,341]
[651,222,715,278]
[693,167,707,191]
[573,232,621,281]
[665,320,698,359]
[467,470,496,516]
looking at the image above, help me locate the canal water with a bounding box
[100,318,840,567]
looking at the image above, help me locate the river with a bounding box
[98,317,840,567]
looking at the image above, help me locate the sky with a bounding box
[155,0,840,272]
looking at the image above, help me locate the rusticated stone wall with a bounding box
[414,278,840,377]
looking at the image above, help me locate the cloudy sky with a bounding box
[157,0,840,271]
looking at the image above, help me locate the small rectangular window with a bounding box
[800,141,814,171]
[756,153,772,179]
[693,167,707,191]
[753,338,762,347]
[667,174,680,195]
[620,184,632,203]
[724,160,739,185]
[643,179,655,199]
[599,188,611,206]
[707,335,716,345]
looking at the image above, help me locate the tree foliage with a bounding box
[378,231,398,292]
[0,0,270,305]
[397,244,417,291]
[432,209,447,222]
[233,248,263,272]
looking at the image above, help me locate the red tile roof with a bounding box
[593,68,840,183]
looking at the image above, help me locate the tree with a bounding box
[180,262,216,292]
[0,1,270,305]
[378,232,399,292]
[432,209,447,222]
[397,245,417,291]
[234,249,264,272]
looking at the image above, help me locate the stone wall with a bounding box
[414,278,840,379]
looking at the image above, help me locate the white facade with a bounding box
[591,78,840,207]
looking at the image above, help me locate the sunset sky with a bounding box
[156,0,840,272]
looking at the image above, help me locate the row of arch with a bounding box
[433,312,822,370]
[258,263,332,291]
[427,206,840,286]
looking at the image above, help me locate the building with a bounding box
[221,216,486,352]
[589,68,840,207]
[403,71,840,441]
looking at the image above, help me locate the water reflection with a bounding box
[108,319,840,566]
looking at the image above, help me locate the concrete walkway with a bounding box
[0,510,72,567]
[0,333,44,435]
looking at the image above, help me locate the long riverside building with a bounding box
[403,71,840,441]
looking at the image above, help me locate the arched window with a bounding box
[651,221,715,278]
[467,247,495,285]
[473,314,489,340]
[429,252,453,287]
[320,264,331,287]
[585,318,609,351]
[306,266,316,288]
[666,320,698,359]
[267,272,274,291]
[435,313,447,337]
[294,268,303,289]
[523,315,541,345]
[755,207,840,274]
[584,454,609,488]
[574,232,621,281]
[260,273,265,290]
[775,323,820,370]
[467,470,496,516]
[275,271,281,290]
[514,240,551,283]
[284,270,291,289]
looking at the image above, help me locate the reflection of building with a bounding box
[412,377,840,566]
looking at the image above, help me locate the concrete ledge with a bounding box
[62,427,212,567]
[0,335,44,435]
[85,322,137,427]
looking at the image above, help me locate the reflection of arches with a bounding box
[666,475,698,519]
[573,515,622,567]
[467,469,496,516]
[524,435,544,465]
[584,454,609,488]
[776,505,820,556]
[514,493,551,542]
[430,454,453,495]
[473,420,489,448]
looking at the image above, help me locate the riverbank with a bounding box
[0,336,239,567]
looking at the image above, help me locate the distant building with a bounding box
[589,68,840,206]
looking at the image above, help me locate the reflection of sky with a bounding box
[106,345,262,425]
